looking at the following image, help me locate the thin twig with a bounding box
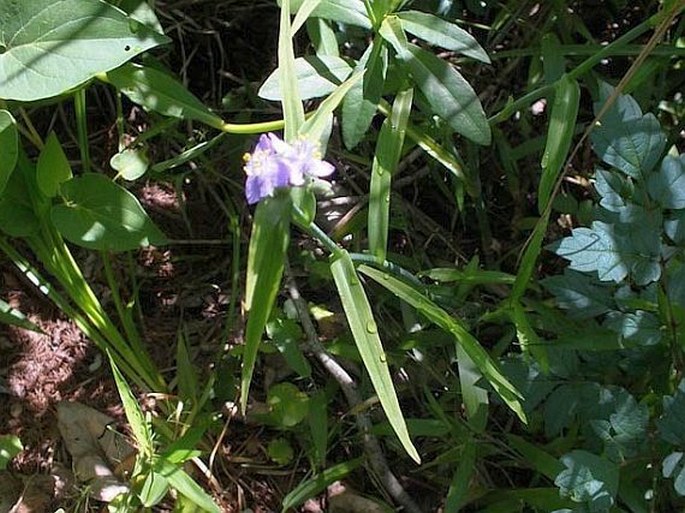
[284,265,424,513]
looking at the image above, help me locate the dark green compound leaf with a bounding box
[594,168,631,213]
[590,391,648,462]
[51,174,166,251]
[648,155,685,209]
[666,260,685,308]
[591,82,665,180]
[603,310,662,347]
[555,450,619,511]
[544,383,600,438]
[658,379,685,447]
[542,270,615,319]
[0,0,170,101]
[665,210,685,246]
[552,220,661,286]
[663,451,685,496]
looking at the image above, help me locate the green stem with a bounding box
[489,19,652,124]
[291,205,342,257]
[220,118,287,134]
[74,89,91,173]
[290,206,424,288]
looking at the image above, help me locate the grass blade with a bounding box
[331,251,420,463]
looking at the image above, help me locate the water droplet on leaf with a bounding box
[379,353,387,363]
[366,320,377,334]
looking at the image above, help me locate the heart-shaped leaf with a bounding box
[0,110,18,195]
[0,0,169,101]
[51,173,166,251]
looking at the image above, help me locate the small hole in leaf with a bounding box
[0,44,6,55]
[124,45,131,51]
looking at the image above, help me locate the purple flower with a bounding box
[243,133,334,204]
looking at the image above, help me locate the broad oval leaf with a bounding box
[342,41,387,150]
[0,0,170,101]
[37,132,73,198]
[405,43,491,145]
[259,55,353,101]
[307,0,371,28]
[0,162,40,237]
[51,173,166,251]
[110,146,150,181]
[397,10,490,63]
[0,110,18,195]
[105,63,224,129]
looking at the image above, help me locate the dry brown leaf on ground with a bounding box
[56,401,136,502]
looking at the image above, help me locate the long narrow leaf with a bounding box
[331,252,420,463]
[358,265,526,423]
[368,88,413,261]
[155,458,221,513]
[444,438,477,512]
[241,195,292,413]
[278,0,305,141]
[0,298,41,332]
[110,356,153,458]
[538,75,580,213]
[292,0,325,34]
[396,10,490,63]
[281,458,363,512]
